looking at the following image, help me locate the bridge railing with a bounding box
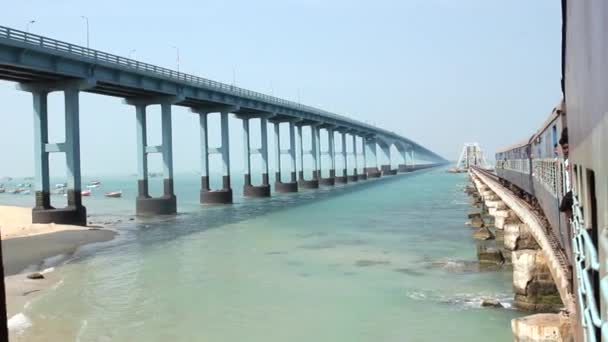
[0,27,363,128]
[0,25,444,160]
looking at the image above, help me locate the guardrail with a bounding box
[0,25,446,160]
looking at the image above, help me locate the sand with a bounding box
[0,205,117,333]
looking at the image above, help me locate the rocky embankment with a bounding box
[463,177,572,342]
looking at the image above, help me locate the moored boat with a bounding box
[104,190,122,198]
[81,189,92,196]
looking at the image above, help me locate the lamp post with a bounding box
[26,20,35,33]
[171,45,180,73]
[80,16,89,48]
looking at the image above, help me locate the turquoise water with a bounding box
[2,169,522,341]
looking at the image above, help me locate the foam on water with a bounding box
[7,313,32,333]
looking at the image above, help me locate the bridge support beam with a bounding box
[335,131,348,183]
[133,102,177,215]
[319,127,335,186]
[199,111,233,204]
[398,147,409,172]
[242,117,270,197]
[364,138,381,178]
[297,124,319,189]
[358,135,368,180]
[274,121,298,193]
[347,134,359,182]
[23,86,87,225]
[379,143,397,175]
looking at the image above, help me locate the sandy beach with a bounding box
[0,205,116,333]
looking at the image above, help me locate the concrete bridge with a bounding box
[0,26,446,225]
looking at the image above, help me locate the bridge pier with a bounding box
[198,110,233,204]
[241,117,271,198]
[319,126,335,186]
[380,143,397,175]
[347,134,358,182]
[20,83,89,225]
[335,131,348,184]
[364,137,381,178]
[297,124,319,189]
[129,99,178,216]
[398,146,409,172]
[273,121,298,193]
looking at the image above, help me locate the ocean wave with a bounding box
[405,290,513,310]
[7,313,32,333]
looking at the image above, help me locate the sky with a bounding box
[0,0,562,177]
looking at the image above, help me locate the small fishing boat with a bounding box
[104,190,122,198]
[89,180,101,186]
[81,189,92,196]
[55,183,67,189]
[86,184,100,189]
[21,189,31,195]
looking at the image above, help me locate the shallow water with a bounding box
[2,169,522,341]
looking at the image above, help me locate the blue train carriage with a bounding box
[562,1,608,339]
[495,140,533,197]
[529,103,570,253]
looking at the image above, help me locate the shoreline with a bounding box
[0,205,117,334]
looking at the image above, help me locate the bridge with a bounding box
[0,25,446,225]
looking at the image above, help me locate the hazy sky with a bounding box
[0,0,561,177]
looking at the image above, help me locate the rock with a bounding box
[512,313,572,342]
[470,214,485,228]
[129,218,134,221]
[477,245,504,265]
[26,272,44,280]
[481,298,503,308]
[473,227,495,240]
[468,212,482,219]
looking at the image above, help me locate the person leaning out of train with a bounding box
[558,127,572,220]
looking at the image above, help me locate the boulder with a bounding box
[473,227,495,241]
[481,298,503,308]
[27,272,44,280]
[477,245,504,265]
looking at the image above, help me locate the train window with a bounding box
[586,168,600,342]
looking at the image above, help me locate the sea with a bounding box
[1,168,522,341]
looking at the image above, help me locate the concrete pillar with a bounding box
[359,135,368,180]
[243,117,270,197]
[136,104,149,198]
[379,144,395,175]
[365,138,381,178]
[298,125,319,189]
[288,122,297,183]
[29,88,87,225]
[64,88,83,209]
[274,121,298,193]
[260,117,270,186]
[319,127,336,186]
[398,147,409,172]
[32,90,50,210]
[336,132,348,183]
[161,103,175,197]
[314,126,320,179]
[348,134,358,182]
[135,102,177,215]
[200,111,233,204]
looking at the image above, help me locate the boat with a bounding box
[0,188,5,193]
[81,189,92,196]
[86,184,100,189]
[89,180,101,186]
[104,190,122,198]
[55,183,67,189]
[21,190,31,195]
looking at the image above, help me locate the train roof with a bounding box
[495,139,530,154]
[495,100,564,155]
[530,100,565,142]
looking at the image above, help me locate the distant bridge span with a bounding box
[0,25,446,223]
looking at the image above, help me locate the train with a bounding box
[495,1,607,340]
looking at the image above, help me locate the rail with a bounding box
[572,192,607,342]
[0,25,441,157]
